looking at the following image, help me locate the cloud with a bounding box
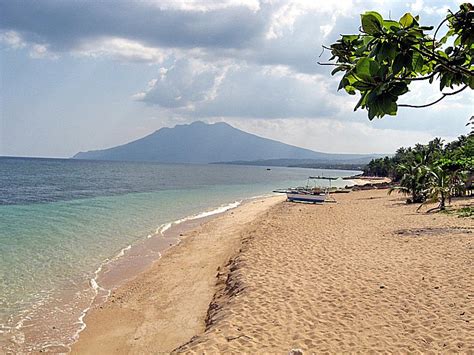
[135,58,226,109]
[210,117,450,154]
[155,0,261,12]
[135,59,350,118]
[0,0,459,73]
[0,30,25,48]
[0,1,268,53]
[74,37,170,63]
[1,0,470,150]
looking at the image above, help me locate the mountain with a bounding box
[72,121,381,164]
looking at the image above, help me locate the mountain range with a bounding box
[73,121,383,165]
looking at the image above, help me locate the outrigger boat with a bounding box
[286,189,328,203]
[273,176,338,203]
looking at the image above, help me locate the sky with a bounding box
[0,0,472,158]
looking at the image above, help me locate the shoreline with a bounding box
[72,195,284,353]
[0,195,273,353]
[73,190,473,353]
[70,195,278,352]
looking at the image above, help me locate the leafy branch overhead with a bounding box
[320,3,474,120]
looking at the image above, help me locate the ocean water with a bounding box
[0,157,358,351]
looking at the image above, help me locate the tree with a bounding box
[388,159,425,203]
[380,135,472,207]
[320,3,474,119]
[418,165,466,210]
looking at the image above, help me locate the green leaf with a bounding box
[468,76,474,89]
[368,106,377,120]
[377,42,397,61]
[383,20,400,31]
[454,35,462,46]
[389,82,409,96]
[331,66,345,75]
[403,52,413,71]
[361,12,383,34]
[337,77,348,91]
[344,85,356,95]
[379,96,397,116]
[386,100,398,116]
[412,51,424,72]
[392,53,405,75]
[341,34,359,43]
[399,13,414,28]
[354,92,368,111]
[365,11,384,25]
[440,74,450,91]
[355,57,380,81]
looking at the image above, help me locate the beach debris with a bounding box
[395,227,473,237]
[225,334,252,342]
[289,349,304,355]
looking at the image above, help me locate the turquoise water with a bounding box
[0,157,357,351]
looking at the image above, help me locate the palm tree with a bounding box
[388,162,424,203]
[419,166,465,211]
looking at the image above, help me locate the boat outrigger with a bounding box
[273,176,339,204]
[286,189,329,203]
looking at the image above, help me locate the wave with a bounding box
[154,200,242,237]
[5,194,272,352]
[70,197,248,349]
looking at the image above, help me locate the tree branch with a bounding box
[432,14,451,51]
[316,62,340,66]
[399,96,446,108]
[443,84,468,96]
[413,46,473,77]
[395,73,436,81]
[399,84,468,108]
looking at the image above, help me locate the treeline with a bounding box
[364,135,473,178]
[363,134,473,209]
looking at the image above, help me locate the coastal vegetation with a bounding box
[322,3,473,119]
[363,134,473,210]
[321,3,473,211]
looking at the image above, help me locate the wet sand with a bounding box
[73,190,473,353]
[72,196,284,353]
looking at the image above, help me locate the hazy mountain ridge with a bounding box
[73,121,383,164]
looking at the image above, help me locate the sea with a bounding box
[0,157,358,352]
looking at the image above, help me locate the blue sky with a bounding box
[1,0,472,157]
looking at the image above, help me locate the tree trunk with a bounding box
[439,192,446,210]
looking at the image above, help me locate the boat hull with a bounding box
[286,193,327,203]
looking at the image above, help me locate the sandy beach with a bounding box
[73,190,473,353]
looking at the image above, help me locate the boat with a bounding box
[273,175,342,203]
[286,189,328,203]
[308,176,339,180]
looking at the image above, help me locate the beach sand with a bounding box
[350,176,392,186]
[71,196,285,354]
[73,190,473,353]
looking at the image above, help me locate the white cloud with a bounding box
[266,0,354,40]
[216,117,453,154]
[135,58,232,110]
[29,43,59,59]
[135,60,351,119]
[0,30,25,48]
[2,0,470,156]
[73,37,169,63]
[153,0,261,12]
